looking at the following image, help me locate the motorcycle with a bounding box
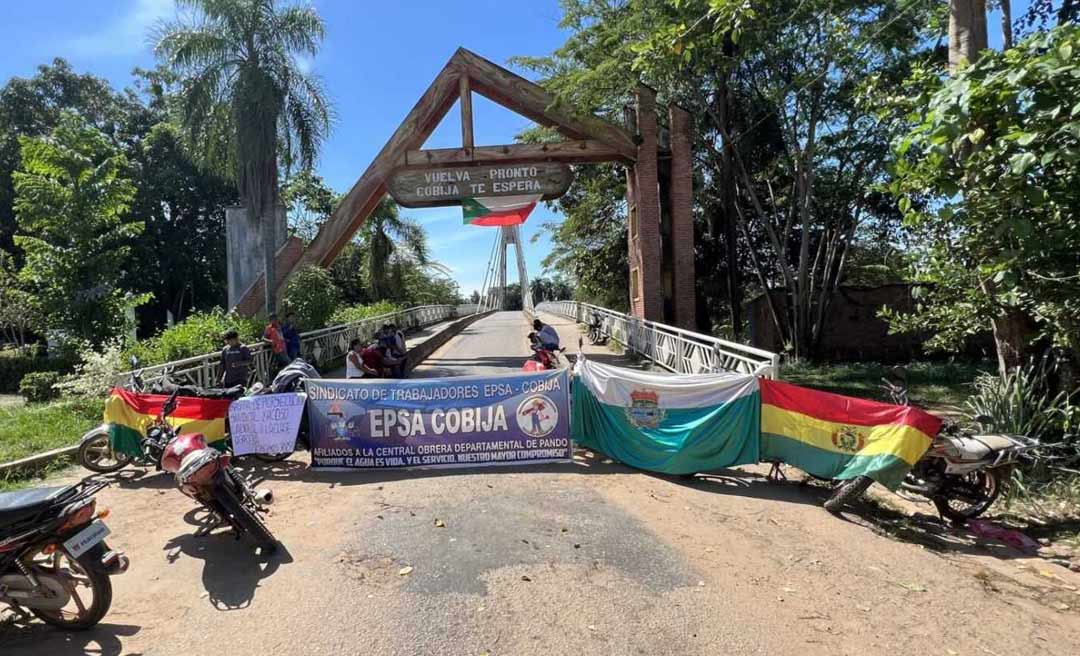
[77,359,275,474]
[825,378,1040,522]
[523,334,565,372]
[586,312,607,346]
[0,481,128,630]
[151,389,279,552]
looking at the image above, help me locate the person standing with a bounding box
[282,312,301,361]
[264,313,289,370]
[218,330,252,387]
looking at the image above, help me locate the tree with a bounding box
[0,252,43,347]
[13,112,143,340]
[358,197,431,301]
[886,25,1080,370]
[950,0,989,70]
[282,169,339,242]
[155,0,333,316]
[281,265,341,329]
[519,0,933,355]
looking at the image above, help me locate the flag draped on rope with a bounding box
[759,379,940,489]
[571,358,760,474]
[103,387,231,454]
[462,195,541,226]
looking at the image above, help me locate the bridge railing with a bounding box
[537,301,780,378]
[117,304,457,388]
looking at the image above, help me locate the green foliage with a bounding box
[19,371,60,403]
[283,169,340,242]
[55,338,129,400]
[887,25,1080,356]
[0,346,74,394]
[0,398,101,464]
[13,112,143,341]
[282,265,341,329]
[0,252,44,347]
[781,359,994,406]
[328,301,402,327]
[964,359,1075,441]
[127,308,262,366]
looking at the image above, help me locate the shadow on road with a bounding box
[0,620,140,656]
[163,530,293,611]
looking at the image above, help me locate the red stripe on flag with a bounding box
[110,387,233,420]
[467,201,537,226]
[759,379,942,437]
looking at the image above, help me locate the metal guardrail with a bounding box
[537,301,780,378]
[120,305,457,388]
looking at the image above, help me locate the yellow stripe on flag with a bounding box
[761,403,931,466]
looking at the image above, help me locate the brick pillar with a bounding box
[668,104,697,330]
[628,85,664,322]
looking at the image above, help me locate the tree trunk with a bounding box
[949,0,989,71]
[263,203,277,316]
[715,56,743,339]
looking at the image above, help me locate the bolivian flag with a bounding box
[462,195,540,226]
[103,387,231,455]
[760,379,940,490]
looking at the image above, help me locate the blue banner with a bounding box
[306,370,571,469]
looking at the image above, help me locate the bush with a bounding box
[0,345,76,394]
[328,301,402,327]
[127,308,262,366]
[55,338,128,400]
[19,371,60,402]
[964,359,1073,441]
[282,266,341,330]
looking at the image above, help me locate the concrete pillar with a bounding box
[226,205,287,310]
[668,104,697,330]
[627,85,664,322]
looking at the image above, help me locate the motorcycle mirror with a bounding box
[973,413,994,425]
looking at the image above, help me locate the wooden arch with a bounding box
[235,47,695,329]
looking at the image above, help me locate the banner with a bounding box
[759,379,940,490]
[571,358,760,475]
[306,370,571,469]
[228,393,306,456]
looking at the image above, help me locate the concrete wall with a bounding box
[226,205,288,310]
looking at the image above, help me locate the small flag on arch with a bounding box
[462,194,541,226]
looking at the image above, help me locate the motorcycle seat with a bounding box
[0,485,74,528]
[948,435,1019,460]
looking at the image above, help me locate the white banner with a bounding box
[228,393,306,455]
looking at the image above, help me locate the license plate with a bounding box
[63,520,110,559]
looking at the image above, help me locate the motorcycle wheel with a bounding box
[932,468,1007,523]
[823,475,874,513]
[213,474,278,553]
[29,551,113,630]
[77,429,133,473]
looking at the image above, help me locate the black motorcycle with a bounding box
[0,481,128,629]
[587,312,607,345]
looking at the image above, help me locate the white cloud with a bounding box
[68,0,174,57]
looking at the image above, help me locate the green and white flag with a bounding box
[571,357,761,474]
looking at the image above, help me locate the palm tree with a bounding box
[154,0,332,315]
[359,197,440,300]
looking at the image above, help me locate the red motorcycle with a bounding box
[523,335,565,372]
[151,390,278,553]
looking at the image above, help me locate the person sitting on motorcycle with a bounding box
[530,318,560,352]
[377,323,407,377]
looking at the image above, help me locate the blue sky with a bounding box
[0,0,573,298]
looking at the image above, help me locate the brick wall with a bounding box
[668,105,696,330]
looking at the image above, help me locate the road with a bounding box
[3,312,1080,655]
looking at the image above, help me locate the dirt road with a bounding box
[3,313,1079,655]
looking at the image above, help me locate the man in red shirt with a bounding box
[264,314,289,369]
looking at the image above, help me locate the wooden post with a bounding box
[459,74,474,152]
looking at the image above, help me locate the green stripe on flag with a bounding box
[462,197,486,223]
[108,424,144,457]
[760,432,913,490]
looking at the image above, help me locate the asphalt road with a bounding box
[3,312,1080,655]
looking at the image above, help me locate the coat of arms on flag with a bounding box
[626,389,665,428]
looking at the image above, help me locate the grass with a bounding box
[0,397,101,488]
[781,359,995,409]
